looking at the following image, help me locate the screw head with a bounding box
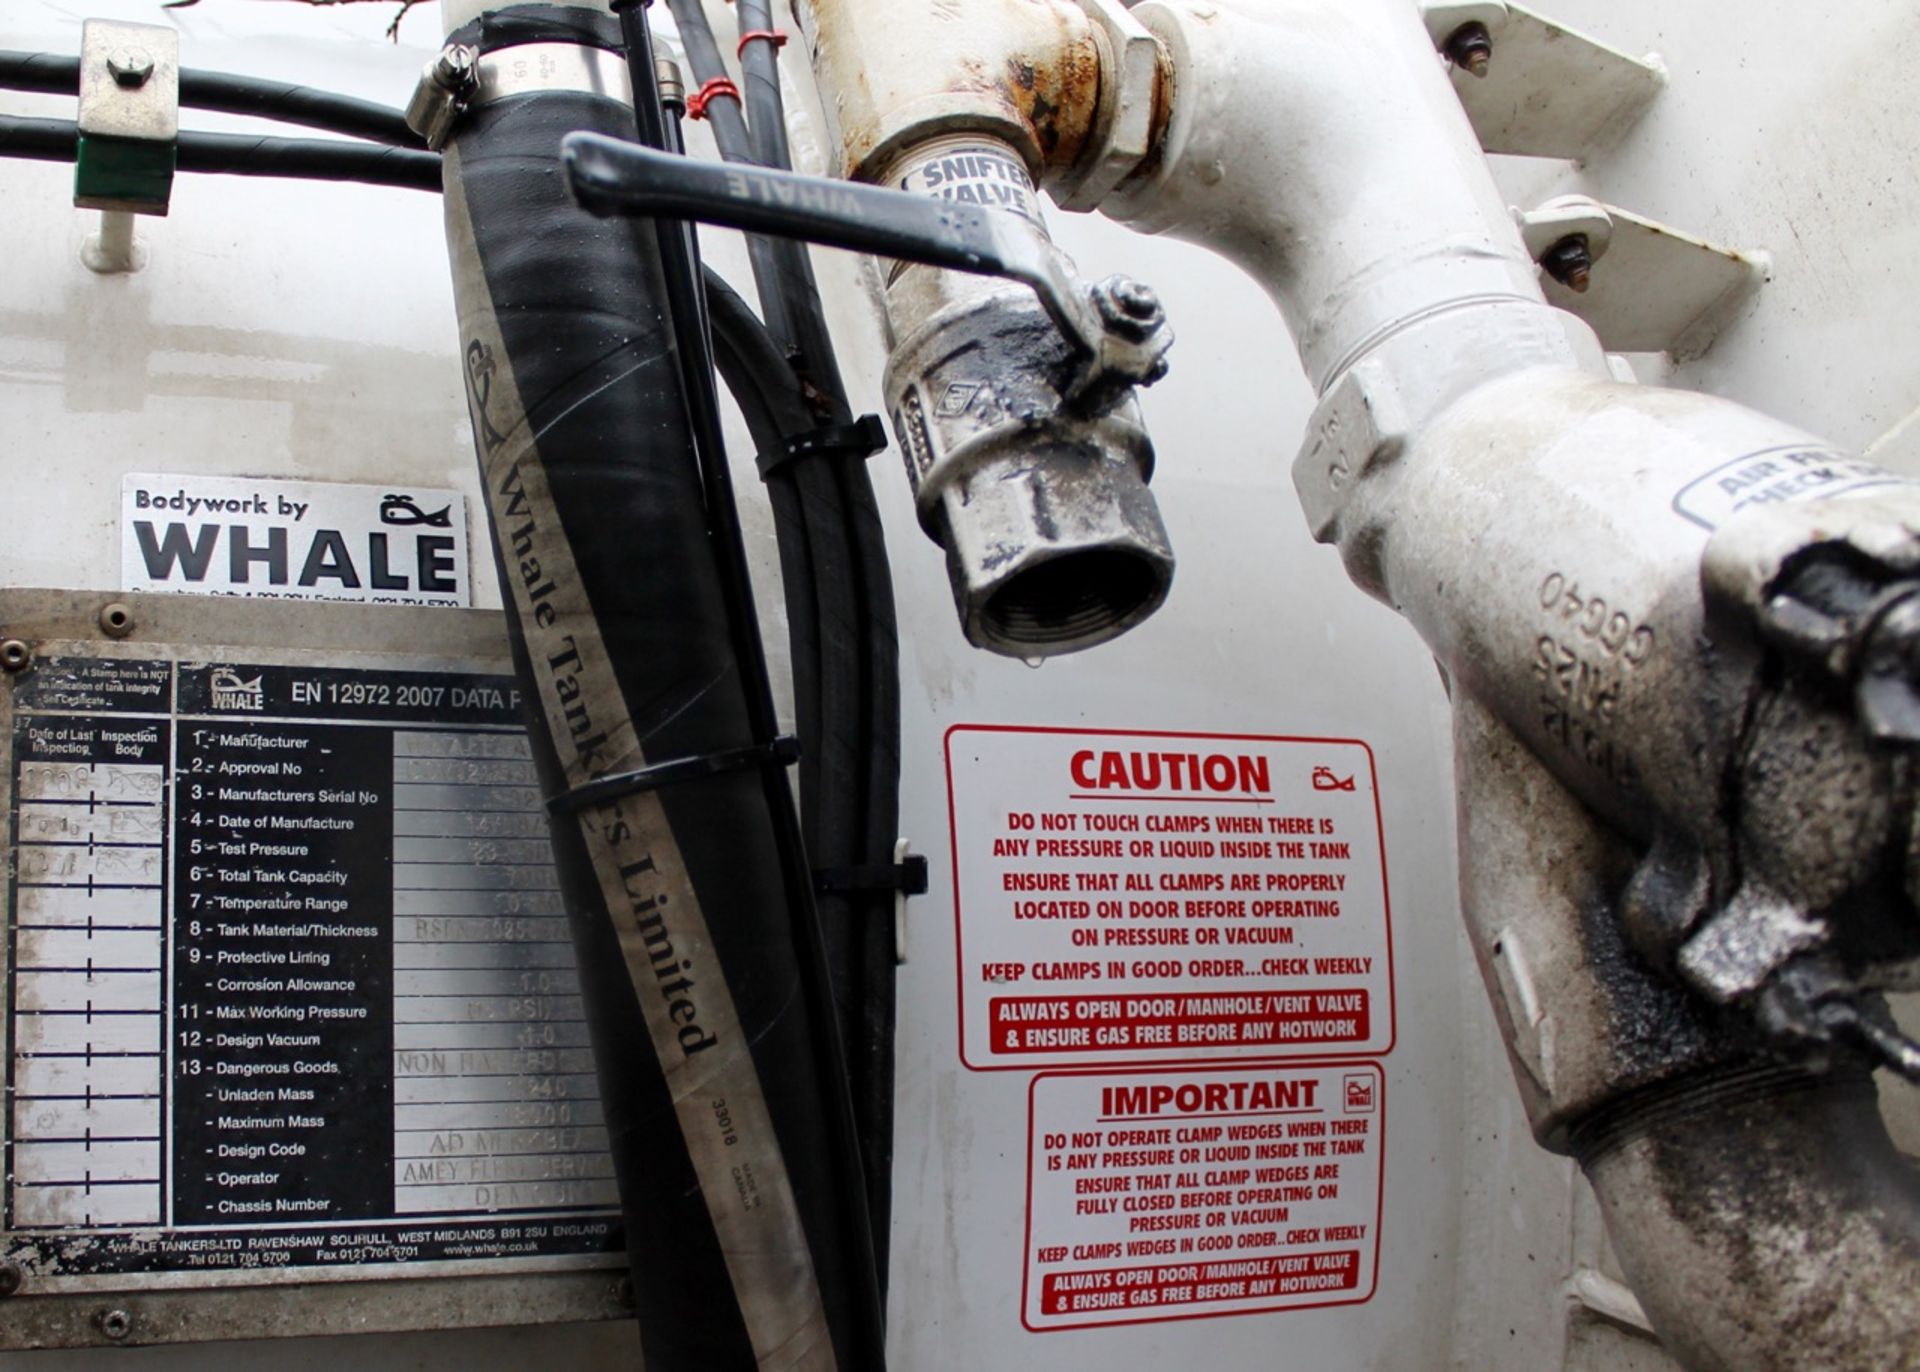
[106,47,154,88]
[1445,22,1494,78]
[0,1262,23,1297]
[1542,234,1596,293]
[435,44,479,90]
[0,640,30,673]
[98,1308,132,1341]
[99,602,135,639]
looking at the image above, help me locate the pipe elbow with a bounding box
[1578,1068,1920,1372]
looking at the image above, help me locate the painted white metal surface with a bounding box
[0,1,1915,1368]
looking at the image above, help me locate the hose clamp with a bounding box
[408,42,632,150]
[474,43,633,111]
[404,43,478,151]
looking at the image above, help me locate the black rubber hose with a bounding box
[0,51,424,147]
[0,114,439,189]
[438,24,877,1368]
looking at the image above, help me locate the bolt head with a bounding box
[1093,277,1165,342]
[435,44,478,88]
[106,47,154,88]
[1445,22,1494,79]
[1542,234,1597,294]
[1110,278,1161,322]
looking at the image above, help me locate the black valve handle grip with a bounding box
[562,131,1016,280]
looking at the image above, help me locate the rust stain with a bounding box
[1018,18,1100,174]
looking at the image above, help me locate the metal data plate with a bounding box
[0,590,632,1348]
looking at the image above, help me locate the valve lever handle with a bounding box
[559,132,1169,412]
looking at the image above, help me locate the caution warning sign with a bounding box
[945,727,1394,1069]
[1022,1064,1383,1331]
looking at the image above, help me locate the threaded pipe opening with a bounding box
[977,549,1168,654]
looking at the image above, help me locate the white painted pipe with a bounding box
[1105,0,1602,408]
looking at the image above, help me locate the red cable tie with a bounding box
[685,76,741,121]
[737,28,789,59]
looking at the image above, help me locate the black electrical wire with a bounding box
[733,0,854,408]
[672,0,904,1284]
[615,6,890,1366]
[0,114,439,189]
[0,51,424,147]
[726,0,905,1287]
[661,0,800,355]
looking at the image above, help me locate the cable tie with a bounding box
[545,734,800,816]
[814,855,929,898]
[684,76,740,121]
[737,28,789,59]
[757,413,889,479]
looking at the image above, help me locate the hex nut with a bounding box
[1542,234,1596,293]
[106,47,154,88]
[99,602,136,639]
[1093,277,1165,341]
[1445,21,1494,78]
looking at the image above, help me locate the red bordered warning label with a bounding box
[1023,1064,1384,1331]
[945,726,1395,1069]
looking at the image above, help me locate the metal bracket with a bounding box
[74,19,178,216]
[1520,195,1765,356]
[559,134,1173,415]
[1425,2,1667,163]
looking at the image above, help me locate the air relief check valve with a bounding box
[560,135,1176,659]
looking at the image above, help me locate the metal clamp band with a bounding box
[474,43,634,109]
[545,734,801,817]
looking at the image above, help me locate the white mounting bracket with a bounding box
[1423,2,1667,163]
[1520,195,1767,358]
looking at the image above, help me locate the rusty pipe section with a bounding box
[1092,0,1920,1364]
[788,0,1103,187]
[790,0,1175,657]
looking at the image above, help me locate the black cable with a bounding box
[731,0,904,1286]
[732,0,853,409]
[0,114,73,161]
[673,0,905,1285]
[616,6,889,1366]
[0,51,424,147]
[661,0,799,353]
[0,114,439,189]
